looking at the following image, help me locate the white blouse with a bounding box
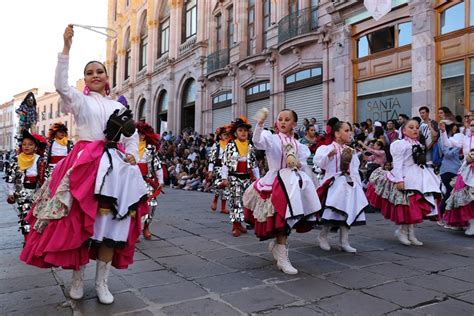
[252,124,310,191]
[55,54,138,160]
[440,131,473,157]
[313,142,362,185]
[51,141,68,157]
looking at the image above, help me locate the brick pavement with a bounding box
[1,176,474,315]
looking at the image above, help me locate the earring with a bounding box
[83,85,90,96]
[105,82,111,96]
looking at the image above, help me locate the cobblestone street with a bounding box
[1,177,474,315]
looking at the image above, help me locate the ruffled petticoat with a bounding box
[20,141,149,270]
[367,168,440,225]
[317,174,368,227]
[243,168,320,240]
[444,163,474,227]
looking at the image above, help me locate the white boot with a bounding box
[95,260,114,304]
[339,226,357,253]
[272,244,298,275]
[465,219,474,236]
[69,265,85,300]
[407,224,423,246]
[318,225,331,251]
[395,225,411,246]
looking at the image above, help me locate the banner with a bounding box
[357,89,412,122]
[364,0,391,21]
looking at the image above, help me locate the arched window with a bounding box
[139,12,148,70]
[158,2,170,58]
[156,91,168,133]
[124,28,131,80]
[181,80,196,131]
[112,41,117,87]
[138,99,146,121]
[183,0,197,42]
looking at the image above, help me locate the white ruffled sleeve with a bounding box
[387,140,405,183]
[313,145,333,169]
[252,124,273,150]
[121,130,140,161]
[55,53,85,117]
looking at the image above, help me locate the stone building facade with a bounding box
[0,100,15,151]
[107,0,474,135]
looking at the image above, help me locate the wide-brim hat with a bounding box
[21,129,47,147]
[231,116,252,133]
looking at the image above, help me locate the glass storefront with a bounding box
[357,72,412,122]
[441,61,465,116]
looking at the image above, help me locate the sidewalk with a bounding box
[1,176,474,315]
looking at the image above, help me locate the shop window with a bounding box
[368,27,395,54]
[440,2,465,34]
[441,61,465,116]
[398,22,412,47]
[470,59,474,110]
[357,36,369,58]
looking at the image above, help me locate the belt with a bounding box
[49,155,66,164]
[229,172,250,180]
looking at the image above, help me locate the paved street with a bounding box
[1,176,474,316]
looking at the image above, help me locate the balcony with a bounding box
[278,7,318,44]
[206,49,230,74]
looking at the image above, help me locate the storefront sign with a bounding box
[357,89,412,122]
[364,0,391,21]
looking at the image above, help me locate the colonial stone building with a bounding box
[107,0,474,135]
[0,100,15,151]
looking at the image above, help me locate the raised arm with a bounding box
[252,123,273,150]
[55,25,84,116]
[313,144,335,170]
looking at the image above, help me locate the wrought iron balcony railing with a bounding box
[278,6,319,44]
[206,49,230,74]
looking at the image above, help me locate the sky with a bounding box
[0,0,108,103]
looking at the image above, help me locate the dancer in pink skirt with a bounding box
[367,119,441,246]
[20,25,148,305]
[440,120,474,235]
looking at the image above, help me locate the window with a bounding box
[357,36,369,58]
[398,22,412,47]
[138,99,146,121]
[470,59,474,110]
[113,0,117,21]
[246,82,270,96]
[248,0,256,55]
[357,22,412,58]
[159,91,168,113]
[159,18,170,57]
[471,1,474,26]
[212,92,232,109]
[112,47,117,87]
[139,16,148,70]
[285,67,322,89]
[289,0,298,15]
[183,0,197,41]
[216,14,222,50]
[441,61,465,116]
[440,2,465,34]
[263,0,271,48]
[124,30,131,80]
[49,104,53,119]
[311,0,319,29]
[227,6,234,48]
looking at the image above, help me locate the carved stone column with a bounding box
[409,0,436,115]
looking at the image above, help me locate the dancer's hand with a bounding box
[396,182,405,190]
[439,121,446,133]
[63,24,74,55]
[6,195,15,204]
[125,153,136,165]
[328,148,337,159]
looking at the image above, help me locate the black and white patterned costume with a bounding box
[45,139,74,178]
[221,141,259,223]
[138,144,164,226]
[208,142,230,199]
[5,155,45,236]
